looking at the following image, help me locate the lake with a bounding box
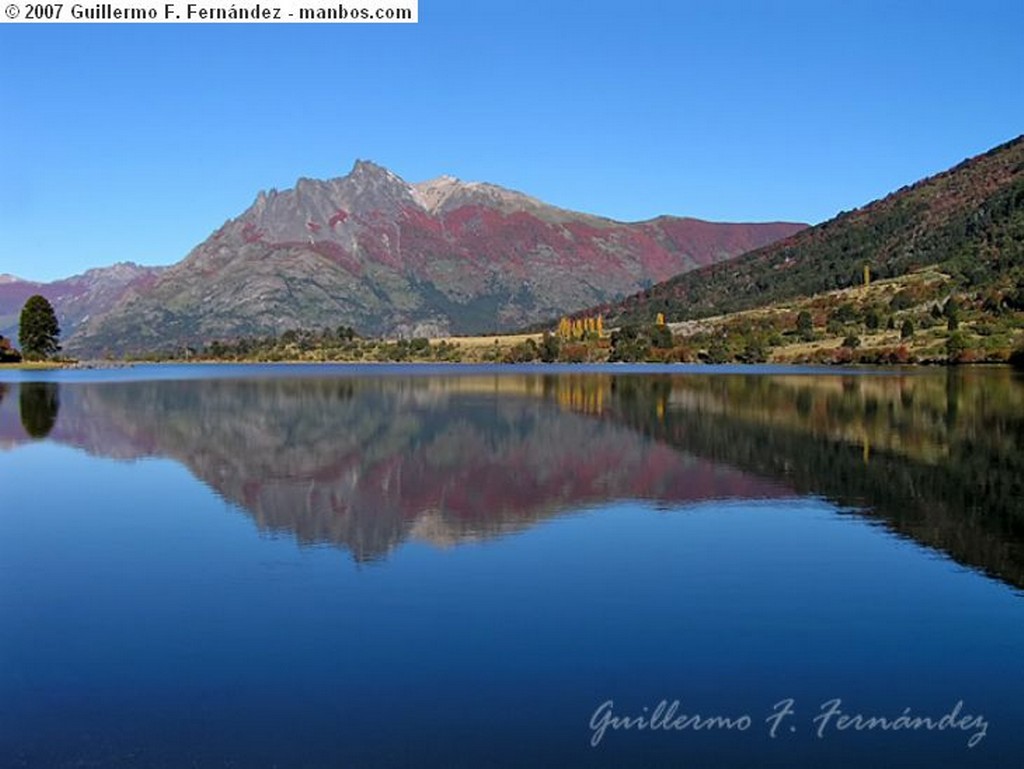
[1,364,1022,768]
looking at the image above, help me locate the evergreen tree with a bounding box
[19,295,61,360]
[796,310,814,341]
[539,332,560,363]
[944,297,961,331]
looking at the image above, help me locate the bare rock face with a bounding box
[67,161,805,355]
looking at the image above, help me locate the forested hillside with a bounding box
[606,135,1024,325]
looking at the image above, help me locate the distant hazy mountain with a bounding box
[601,134,1024,325]
[66,161,804,355]
[0,263,165,343]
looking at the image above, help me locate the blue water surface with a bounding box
[1,366,1021,768]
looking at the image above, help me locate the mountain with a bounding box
[0,262,165,343]
[601,135,1024,325]
[66,162,804,355]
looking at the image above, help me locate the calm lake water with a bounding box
[1,364,1022,768]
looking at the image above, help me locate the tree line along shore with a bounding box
[4,272,1024,368]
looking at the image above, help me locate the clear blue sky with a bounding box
[2,0,1023,282]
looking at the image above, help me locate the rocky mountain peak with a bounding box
[342,159,416,208]
[240,161,422,243]
[349,158,397,178]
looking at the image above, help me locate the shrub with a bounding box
[946,332,969,363]
[796,310,814,340]
[559,343,589,363]
[539,332,560,363]
[1008,345,1024,371]
[889,291,914,311]
[832,347,855,365]
[504,340,538,363]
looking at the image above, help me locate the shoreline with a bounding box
[2,358,1018,371]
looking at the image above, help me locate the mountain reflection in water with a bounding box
[1,368,1021,588]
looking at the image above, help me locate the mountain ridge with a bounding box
[0,262,166,343]
[65,162,804,355]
